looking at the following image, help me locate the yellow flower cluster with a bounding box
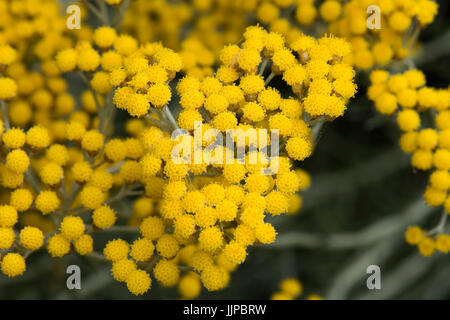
[252,0,439,70]
[325,0,439,70]
[405,226,450,257]
[368,69,450,256]
[121,0,253,79]
[0,0,356,295]
[86,0,441,79]
[3,0,445,299]
[270,277,323,300]
[55,26,183,118]
[74,25,350,296]
[104,25,350,296]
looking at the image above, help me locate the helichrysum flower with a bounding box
[47,234,71,258]
[0,21,360,297]
[60,216,85,241]
[104,239,130,262]
[156,234,180,259]
[112,259,137,282]
[26,126,50,149]
[94,27,117,49]
[19,227,44,250]
[223,241,247,264]
[10,188,33,212]
[3,128,26,149]
[56,49,78,72]
[153,259,180,287]
[74,234,94,255]
[93,205,117,230]
[126,269,152,295]
[80,186,105,210]
[81,130,104,154]
[0,205,18,228]
[35,191,60,215]
[77,48,101,72]
[140,216,165,241]
[40,162,63,185]
[1,253,26,277]
[201,265,228,291]
[178,273,202,299]
[5,149,29,174]
[0,227,15,249]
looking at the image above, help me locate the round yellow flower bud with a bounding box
[19,226,44,250]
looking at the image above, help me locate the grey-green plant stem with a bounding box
[311,120,325,145]
[95,0,110,25]
[428,208,448,235]
[86,251,109,262]
[162,105,180,130]
[106,160,124,173]
[145,255,160,272]
[99,91,115,137]
[78,71,104,131]
[24,169,41,193]
[113,0,131,30]
[94,225,139,233]
[84,1,108,25]
[0,100,10,131]
[93,159,106,169]
[264,72,275,86]
[106,185,144,205]
[145,114,165,128]
[258,59,269,76]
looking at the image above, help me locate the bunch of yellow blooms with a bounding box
[62,23,352,296]
[327,0,439,69]
[122,0,252,79]
[111,0,441,78]
[0,0,356,296]
[0,0,446,300]
[254,0,439,70]
[368,69,450,257]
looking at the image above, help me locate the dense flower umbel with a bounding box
[0,0,446,301]
[325,0,439,70]
[251,0,439,71]
[368,69,450,257]
[99,25,353,296]
[121,1,256,79]
[0,5,354,296]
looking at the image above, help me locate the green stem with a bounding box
[145,255,160,272]
[258,59,269,76]
[97,225,139,233]
[162,105,179,130]
[428,208,448,236]
[311,119,325,145]
[86,251,109,263]
[24,169,41,193]
[113,0,131,31]
[264,72,275,86]
[0,100,10,131]
[106,185,144,204]
[84,1,108,25]
[95,0,110,25]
